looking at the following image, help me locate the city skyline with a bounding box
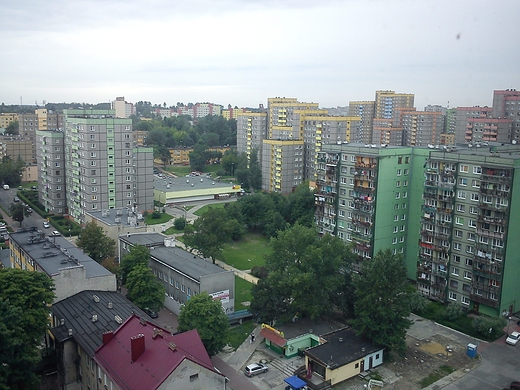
[1,0,519,110]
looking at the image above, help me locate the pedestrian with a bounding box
[251,334,255,343]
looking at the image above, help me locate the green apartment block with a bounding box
[316,143,520,317]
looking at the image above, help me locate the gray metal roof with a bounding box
[86,207,145,227]
[120,233,228,281]
[9,228,112,278]
[50,290,152,356]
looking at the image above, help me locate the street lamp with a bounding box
[508,316,512,335]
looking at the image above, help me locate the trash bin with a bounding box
[466,343,477,358]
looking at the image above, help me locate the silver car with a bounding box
[244,363,268,377]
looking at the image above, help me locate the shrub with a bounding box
[444,303,464,321]
[174,217,186,230]
[151,211,161,219]
[472,315,506,339]
[250,266,268,279]
[409,292,429,314]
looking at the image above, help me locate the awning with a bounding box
[259,328,287,347]
[284,375,307,389]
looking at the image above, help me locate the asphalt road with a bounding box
[0,187,47,230]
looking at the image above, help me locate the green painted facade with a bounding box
[316,143,520,317]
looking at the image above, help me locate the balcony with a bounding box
[470,294,499,308]
[476,229,504,240]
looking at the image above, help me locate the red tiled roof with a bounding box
[94,315,222,390]
[259,327,287,347]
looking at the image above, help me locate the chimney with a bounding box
[131,334,145,362]
[103,331,114,344]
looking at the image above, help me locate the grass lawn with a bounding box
[234,276,253,311]
[163,226,184,235]
[193,203,225,216]
[221,233,270,270]
[226,320,257,350]
[419,365,455,388]
[144,212,173,225]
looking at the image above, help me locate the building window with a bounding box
[473,166,482,174]
[453,242,461,251]
[451,267,459,276]
[457,191,466,199]
[470,193,479,201]
[396,169,402,176]
[460,164,468,173]
[456,204,465,212]
[463,271,472,279]
[459,178,467,186]
[455,217,464,225]
[461,296,470,305]
[181,284,185,293]
[449,292,457,301]
[175,281,179,289]
[393,226,398,233]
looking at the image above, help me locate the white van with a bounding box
[3,184,9,190]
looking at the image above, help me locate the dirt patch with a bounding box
[388,334,480,390]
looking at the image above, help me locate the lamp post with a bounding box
[508,316,512,336]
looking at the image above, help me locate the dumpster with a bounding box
[466,343,477,358]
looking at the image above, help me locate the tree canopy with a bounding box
[351,249,413,356]
[0,156,25,187]
[125,264,165,311]
[9,202,25,226]
[0,269,55,390]
[249,225,355,322]
[75,221,116,264]
[177,293,229,355]
[183,207,244,264]
[119,244,150,285]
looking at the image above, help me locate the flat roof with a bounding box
[120,233,228,281]
[153,173,238,193]
[9,228,112,278]
[87,207,145,227]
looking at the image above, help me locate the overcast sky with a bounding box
[1,0,519,110]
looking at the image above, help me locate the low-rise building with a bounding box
[94,314,227,390]
[85,207,148,245]
[9,228,116,302]
[119,233,235,315]
[49,290,151,390]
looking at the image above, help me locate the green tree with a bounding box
[75,221,116,264]
[154,145,171,166]
[183,207,244,264]
[126,264,165,311]
[9,203,25,226]
[351,249,413,356]
[249,276,290,324]
[285,181,315,227]
[0,269,55,390]
[5,120,18,135]
[0,156,25,187]
[177,293,229,355]
[173,216,187,230]
[472,315,506,339]
[119,245,150,285]
[188,141,209,172]
[251,225,354,321]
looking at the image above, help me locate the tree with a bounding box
[177,293,229,355]
[9,203,25,226]
[154,145,171,166]
[183,207,243,264]
[119,245,150,285]
[285,181,315,227]
[76,221,116,264]
[188,141,209,172]
[5,120,18,135]
[0,269,55,389]
[125,264,165,311]
[250,225,354,321]
[0,156,25,187]
[351,249,413,356]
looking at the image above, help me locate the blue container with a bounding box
[466,343,477,358]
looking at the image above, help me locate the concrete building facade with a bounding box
[63,109,154,223]
[315,142,520,317]
[36,130,67,214]
[119,233,235,315]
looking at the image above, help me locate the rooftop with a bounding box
[153,173,239,193]
[50,290,152,356]
[9,228,112,278]
[120,233,228,281]
[87,207,144,227]
[95,314,222,389]
[304,327,382,370]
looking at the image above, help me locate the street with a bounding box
[0,187,46,230]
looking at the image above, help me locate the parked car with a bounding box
[43,221,50,229]
[510,381,520,390]
[31,185,37,190]
[506,331,520,346]
[144,308,158,318]
[244,363,268,377]
[51,231,60,236]
[13,196,19,202]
